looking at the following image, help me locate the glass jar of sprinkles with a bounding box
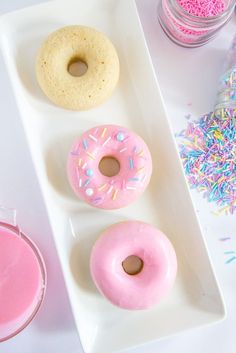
[158,0,235,47]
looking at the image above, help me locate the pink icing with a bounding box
[90,221,177,310]
[67,125,152,209]
[0,225,45,341]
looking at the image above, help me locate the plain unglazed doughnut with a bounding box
[36,25,119,110]
[90,221,177,310]
[67,124,152,209]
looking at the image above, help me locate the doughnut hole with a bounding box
[99,156,120,177]
[68,57,88,77]
[122,255,144,275]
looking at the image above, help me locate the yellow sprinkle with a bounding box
[86,151,96,160]
[138,149,144,157]
[101,127,107,138]
[78,158,82,167]
[137,167,145,174]
[98,183,107,191]
[112,189,119,200]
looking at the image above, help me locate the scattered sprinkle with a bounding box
[225,256,236,264]
[176,109,236,215]
[78,158,82,167]
[82,162,87,169]
[219,237,231,241]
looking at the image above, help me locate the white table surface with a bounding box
[0,1,235,353]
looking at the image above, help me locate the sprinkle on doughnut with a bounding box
[112,189,119,200]
[86,168,94,177]
[129,157,134,170]
[67,125,152,209]
[86,151,96,160]
[82,139,88,150]
[116,132,125,142]
[102,136,111,147]
[101,127,107,138]
[85,188,94,196]
[98,183,107,192]
[89,134,98,142]
[120,147,127,153]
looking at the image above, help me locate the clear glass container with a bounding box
[215,34,236,110]
[158,0,235,48]
[0,207,46,342]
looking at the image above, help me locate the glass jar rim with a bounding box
[169,0,236,23]
[0,222,47,342]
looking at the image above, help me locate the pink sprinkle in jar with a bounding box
[158,0,235,47]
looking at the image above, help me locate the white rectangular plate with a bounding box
[0,1,225,352]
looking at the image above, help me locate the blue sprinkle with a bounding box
[128,177,139,181]
[86,168,93,177]
[83,179,90,187]
[129,157,134,169]
[116,132,125,142]
[225,256,236,264]
[82,139,88,150]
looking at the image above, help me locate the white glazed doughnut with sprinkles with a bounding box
[67,125,152,209]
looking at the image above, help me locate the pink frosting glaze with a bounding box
[67,125,152,209]
[0,224,46,341]
[90,221,177,310]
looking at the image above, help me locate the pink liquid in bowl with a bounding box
[0,223,46,341]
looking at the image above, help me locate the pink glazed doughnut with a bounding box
[67,125,152,209]
[90,221,177,310]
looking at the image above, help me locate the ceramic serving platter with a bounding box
[0,0,225,352]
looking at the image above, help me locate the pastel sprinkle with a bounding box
[224,251,235,254]
[112,189,119,200]
[85,188,94,197]
[79,178,82,188]
[128,177,139,181]
[219,237,231,241]
[86,151,96,160]
[102,136,111,147]
[116,132,125,142]
[225,256,236,264]
[82,139,88,150]
[176,109,236,215]
[126,186,137,190]
[101,127,107,138]
[86,168,94,177]
[82,162,87,169]
[129,157,134,169]
[70,151,79,156]
[92,196,103,205]
[78,158,82,167]
[89,134,98,142]
[107,185,114,194]
[94,127,99,135]
[137,167,145,174]
[98,183,107,191]
[83,179,90,187]
[120,147,127,153]
[138,149,144,157]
